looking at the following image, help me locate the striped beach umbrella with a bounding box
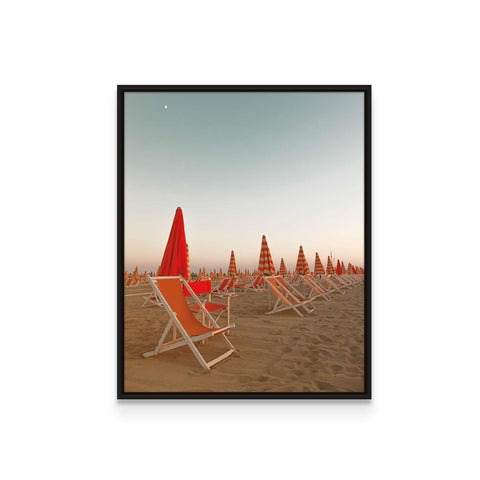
[219,268,224,279]
[347,263,354,274]
[133,266,139,279]
[326,256,335,274]
[336,260,343,275]
[314,252,325,275]
[257,235,275,276]
[295,246,310,275]
[279,258,287,276]
[228,251,237,276]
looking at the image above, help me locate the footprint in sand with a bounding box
[301,358,313,367]
[330,364,344,374]
[282,346,293,353]
[234,375,255,384]
[317,348,334,359]
[318,334,333,344]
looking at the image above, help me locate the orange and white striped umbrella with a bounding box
[326,256,335,274]
[314,252,325,275]
[228,251,237,276]
[219,268,224,279]
[257,235,276,276]
[347,263,354,274]
[295,246,310,275]
[279,258,287,276]
[133,266,139,279]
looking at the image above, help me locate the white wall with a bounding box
[1,1,479,479]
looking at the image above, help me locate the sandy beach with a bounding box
[124,282,364,393]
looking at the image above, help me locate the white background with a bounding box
[1,1,479,479]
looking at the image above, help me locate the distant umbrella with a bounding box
[257,235,275,276]
[295,246,310,275]
[228,251,237,276]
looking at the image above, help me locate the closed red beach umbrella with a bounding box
[157,207,189,278]
[336,260,343,275]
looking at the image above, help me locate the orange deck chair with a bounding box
[143,276,236,371]
[184,279,232,330]
[212,277,237,296]
[265,276,314,317]
[302,274,333,301]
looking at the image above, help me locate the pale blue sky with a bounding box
[125,91,364,273]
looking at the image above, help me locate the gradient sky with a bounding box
[125,91,364,273]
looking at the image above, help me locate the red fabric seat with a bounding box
[190,303,227,313]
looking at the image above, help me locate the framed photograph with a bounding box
[118,85,371,399]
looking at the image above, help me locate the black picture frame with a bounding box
[117,85,371,399]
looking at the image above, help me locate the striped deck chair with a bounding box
[246,276,265,292]
[331,273,353,289]
[143,276,236,371]
[302,274,333,301]
[213,277,237,296]
[211,278,229,294]
[235,275,263,292]
[318,275,347,294]
[265,276,314,317]
[127,277,141,287]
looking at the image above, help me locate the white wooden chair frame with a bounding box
[212,277,237,296]
[192,292,231,332]
[302,274,333,301]
[265,276,314,317]
[143,275,236,371]
[332,274,353,289]
[320,275,347,294]
[245,276,265,293]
